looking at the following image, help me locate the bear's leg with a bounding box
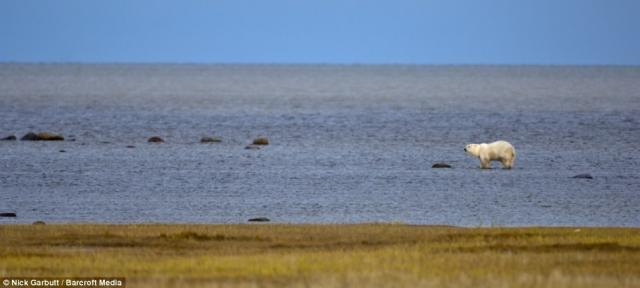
[480,157,491,169]
[501,159,513,169]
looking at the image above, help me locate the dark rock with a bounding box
[432,163,452,168]
[35,132,64,141]
[248,217,270,222]
[148,136,164,143]
[252,137,269,145]
[0,212,17,217]
[245,145,261,150]
[126,145,136,148]
[572,173,593,179]
[21,132,39,141]
[32,221,46,225]
[201,136,222,143]
[1,135,17,141]
[21,132,64,141]
[59,150,66,153]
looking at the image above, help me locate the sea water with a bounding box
[1,64,639,226]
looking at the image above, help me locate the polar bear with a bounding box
[464,140,516,169]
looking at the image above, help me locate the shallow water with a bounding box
[1,64,639,226]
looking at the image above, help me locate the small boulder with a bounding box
[36,132,64,141]
[248,217,270,222]
[1,135,17,141]
[32,221,46,225]
[148,136,164,143]
[38,132,64,140]
[21,132,64,141]
[59,150,66,153]
[572,173,593,179]
[0,212,17,217]
[126,145,136,148]
[432,163,452,168]
[252,137,269,145]
[201,136,222,143]
[245,145,261,150]
[21,132,39,141]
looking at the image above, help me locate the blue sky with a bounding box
[1,0,639,64]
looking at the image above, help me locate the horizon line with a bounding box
[1,61,639,68]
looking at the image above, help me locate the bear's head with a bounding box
[464,144,480,157]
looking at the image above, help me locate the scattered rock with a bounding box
[0,212,17,217]
[39,132,64,141]
[245,145,261,150]
[201,136,222,143]
[248,217,270,222]
[148,136,164,143]
[21,133,39,141]
[252,137,269,145]
[32,221,46,225]
[59,150,66,153]
[572,173,593,179]
[21,132,65,141]
[432,163,452,168]
[126,145,136,148]
[1,135,17,141]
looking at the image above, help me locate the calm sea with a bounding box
[1,64,639,226]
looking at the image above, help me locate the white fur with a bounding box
[464,140,516,169]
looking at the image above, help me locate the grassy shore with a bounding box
[1,224,639,287]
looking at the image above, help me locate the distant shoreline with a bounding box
[1,222,638,228]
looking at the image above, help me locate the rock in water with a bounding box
[21,132,64,141]
[148,136,164,143]
[36,132,64,141]
[21,133,39,141]
[248,217,270,222]
[245,145,261,150]
[201,136,222,143]
[0,212,17,217]
[32,221,46,225]
[572,173,593,179]
[252,137,269,145]
[432,163,452,168]
[1,135,17,141]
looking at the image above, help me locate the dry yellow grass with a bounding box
[1,224,639,287]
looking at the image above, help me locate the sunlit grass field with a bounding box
[1,224,639,287]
